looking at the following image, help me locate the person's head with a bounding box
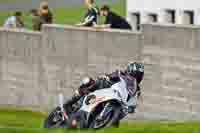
[85,0,94,9]
[39,1,49,16]
[100,5,110,16]
[85,0,94,4]
[40,1,49,9]
[30,9,39,16]
[126,62,144,84]
[14,11,22,20]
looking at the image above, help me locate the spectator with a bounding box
[39,1,53,24]
[4,11,24,29]
[95,5,132,30]
[30,9,42,31]
[76,0,99,27]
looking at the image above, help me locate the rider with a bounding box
[105,62,144,113]
[63,62,144,114]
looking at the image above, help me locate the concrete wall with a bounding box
[0,24,200,120]
[137,24,200,120]
[0,28,43,110]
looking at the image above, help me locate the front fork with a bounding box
[98,102,113,120]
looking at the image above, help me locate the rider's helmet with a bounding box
[79,77,96,95]
[126,62,144,84]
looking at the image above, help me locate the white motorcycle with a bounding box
[44,77,138,129]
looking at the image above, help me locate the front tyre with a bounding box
[89,103,121,129]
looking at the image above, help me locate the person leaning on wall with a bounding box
[39,1,53,24]
[4,11,24,29]
[75,0,99,27]
[30,9,43,31]
[94,5,132,30]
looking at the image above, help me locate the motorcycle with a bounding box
[44,77,138,129]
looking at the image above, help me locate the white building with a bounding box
[127,0,200,30]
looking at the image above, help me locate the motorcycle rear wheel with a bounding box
[44,107,67,128]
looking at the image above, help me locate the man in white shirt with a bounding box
[4,11,24,28]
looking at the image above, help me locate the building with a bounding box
[127,0,200,30]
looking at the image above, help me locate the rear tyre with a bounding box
[44,107,67,128]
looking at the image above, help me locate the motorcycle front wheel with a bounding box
[88,103,121,129]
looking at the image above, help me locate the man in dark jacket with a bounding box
[95,5,132,30]
[76,0,99,27]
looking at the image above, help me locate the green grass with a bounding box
[0,108,46,128]
[0,108,200,133]
[0,0,26,4]
[0,122,200,133]
[0,0,126,29]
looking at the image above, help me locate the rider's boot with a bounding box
[127,95,137,113]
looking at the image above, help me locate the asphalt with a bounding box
[0,0,119,11]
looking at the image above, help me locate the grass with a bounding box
[0,108,200,133]
[0,0,126,29]
[0,108,46,128]
[0,0,26,4]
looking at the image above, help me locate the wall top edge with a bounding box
[42,24,142,35]
[0,27,42,35]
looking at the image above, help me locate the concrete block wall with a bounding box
[0,28,44,109]
[0,24,200,120]
[139,24,200,120]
